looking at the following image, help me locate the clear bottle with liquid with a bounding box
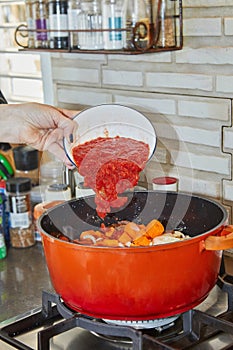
[68,0,81,48]
[102,0,125,50]
[77,0,104,50]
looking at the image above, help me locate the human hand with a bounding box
[0,102,79,166]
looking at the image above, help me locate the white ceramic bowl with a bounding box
[64,104,157,166]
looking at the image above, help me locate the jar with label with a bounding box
[6,178,35,248]
[49,0,69,49]
[77,0,104,50]
[33,0,49,48]
[102,0,124,50]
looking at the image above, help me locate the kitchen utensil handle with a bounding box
[204,225,233,250]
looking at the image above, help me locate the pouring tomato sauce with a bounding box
[72,136,149,218]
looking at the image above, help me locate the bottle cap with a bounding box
[13,146,39,171]
[6,177,32,193]
[47,184,68,192]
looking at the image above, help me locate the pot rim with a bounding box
[38,191,228,251]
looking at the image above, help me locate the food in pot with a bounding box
[72,136,149,218]
[54,219,190,247]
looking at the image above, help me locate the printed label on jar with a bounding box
[10,195,30,214]
[10,212,31,228]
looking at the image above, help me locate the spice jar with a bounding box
[6,177,35,248]
[152,176,178,192]
[33,0,49,48]
[157,0,176,48]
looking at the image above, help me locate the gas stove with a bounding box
[1,254,233,350]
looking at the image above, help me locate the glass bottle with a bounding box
[77,0,104,50]
[13,146,39,187]
[124,0,150,50]
[102,0,125,50]
[157,0,176,48]
[25,0,36,48]
[33,0,49,48]
[68,0,81,49]
[49,0,69,49]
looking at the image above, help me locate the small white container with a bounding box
[152,177,178,192]
[45,184,71,201]
[75,182,95,198]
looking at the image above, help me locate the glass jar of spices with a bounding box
[33,0,49,48]
[6,177,35,248]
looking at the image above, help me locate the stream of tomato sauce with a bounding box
[72,136,149,218]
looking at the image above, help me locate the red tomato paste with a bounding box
[72,136,149,218]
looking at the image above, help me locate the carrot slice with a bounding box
[132,235,151,246]
[145,219,164,238]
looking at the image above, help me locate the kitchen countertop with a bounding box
[0,243,53,323]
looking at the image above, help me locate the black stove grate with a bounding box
[1,260,233,350]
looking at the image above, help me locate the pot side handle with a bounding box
[204,225,233,251]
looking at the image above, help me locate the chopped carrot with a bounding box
[145,219,164,238]
[131,235,151,246]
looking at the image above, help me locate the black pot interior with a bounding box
[39,191,227,242]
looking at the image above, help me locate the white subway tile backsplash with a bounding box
[223,181,233,202]
[53,67,100,84]
[176,47,233,65]
[216,76,233,94]
[174,126,220,147]
[224,18,233,35]
[180,175,220,198]
[170,149,230,175]
[223,128,233,149]
[146,72,213,91]
[103,69,143,87]
[178,98,230,121]
[183,18,222,37]
[114,94,176,115]
[57,86,112,106]
[184,0,233,7]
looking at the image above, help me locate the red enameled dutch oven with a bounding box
[38,191,233,321]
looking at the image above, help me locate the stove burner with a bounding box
[103,315,179,329]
